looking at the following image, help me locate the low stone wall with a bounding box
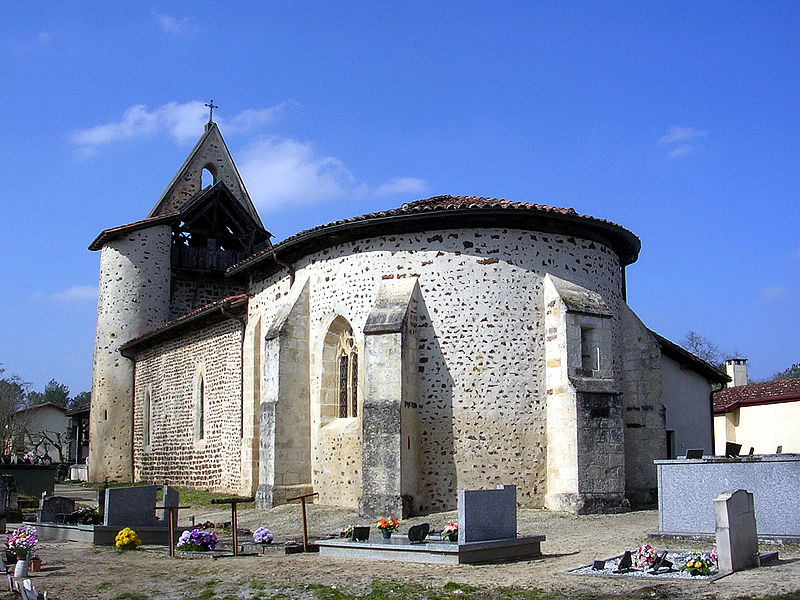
[0,465,58,498]
[656,455,800,540]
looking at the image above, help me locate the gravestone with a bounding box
[103,485,162,528]
[162,485,179,522]
[714,489,759,572]
[352,526,370,542]
[614,550,632,572]
[0,474,18,512]
[457,484,516,544]
[38,496,75,523]
[407,523,429,544]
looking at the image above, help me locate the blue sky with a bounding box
[1,1,798,394]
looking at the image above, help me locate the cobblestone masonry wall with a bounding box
[249,227,623,511]
[132,319,243,492]
[90,225,171,483]
[170,275,246,319]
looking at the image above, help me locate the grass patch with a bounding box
[304,580,800,600]
[112,593,150,600]
[251,581,266,590]
[73,482,254,508]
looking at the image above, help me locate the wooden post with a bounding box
[153,504,191,557]
[210,496,255,556]
[286,492,318,552]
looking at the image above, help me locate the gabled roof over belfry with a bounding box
[147,121,264,229]
[90,120,269,252]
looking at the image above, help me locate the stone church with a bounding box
[88,120,727,515]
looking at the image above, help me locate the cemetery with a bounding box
[0,478,795,599]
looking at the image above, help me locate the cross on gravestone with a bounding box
[715,489,760,573]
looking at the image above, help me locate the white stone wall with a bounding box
[661,355,714,457]
[620,304,665,504]
[89,225,171,482]
[131,318,243,492]
[249,227,623,510]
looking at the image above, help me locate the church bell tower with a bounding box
[87,110,269,482]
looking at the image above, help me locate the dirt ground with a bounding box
[4,502,799,600]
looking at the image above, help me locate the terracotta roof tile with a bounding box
[713,378,800,413]
[231,195,639,273]
[119,294,248,355]
[89,213,179,251]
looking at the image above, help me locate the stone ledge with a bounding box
[316,534,545,564]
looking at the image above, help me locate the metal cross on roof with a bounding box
[204,99,218,123]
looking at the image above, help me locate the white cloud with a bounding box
[13,31,52,53]
[72,101,291,154]
[374,177,429,197]
[239,136,428,212]
[761,285,791,303]
[659,126,709,145]
[155,13,194,34]
[47,285,98,304]
[658,126,709,159]
[668,144,695,159]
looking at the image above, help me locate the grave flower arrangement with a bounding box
[680,551,717,576]
[5,525,38,560]
[253,527,273,544]
[376,517,400,532]
[340,525,354,539]
[115,527,142,551]
[441,522,458,542]
[176,529,218,552]
[633,543,658,569]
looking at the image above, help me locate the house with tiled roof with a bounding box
[713,359,800,454]
[87,120,727,516]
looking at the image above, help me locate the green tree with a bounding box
[26,379,70,408]
[69,390,91,408]
[0,364,28,454]
[772,363,800,381]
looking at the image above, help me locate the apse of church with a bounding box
[88,119,725,516]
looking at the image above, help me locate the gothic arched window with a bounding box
[337,330,358,418]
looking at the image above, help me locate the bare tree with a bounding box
[681,331,724,367]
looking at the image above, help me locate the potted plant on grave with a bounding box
[680,551,718,576]
[253,527,273,545]
[441,521,458,542]
[176,529,218,552]
[376,517,400,539]
[633,543,657,570]
[115,527,142,552]
[5,525,38,577]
